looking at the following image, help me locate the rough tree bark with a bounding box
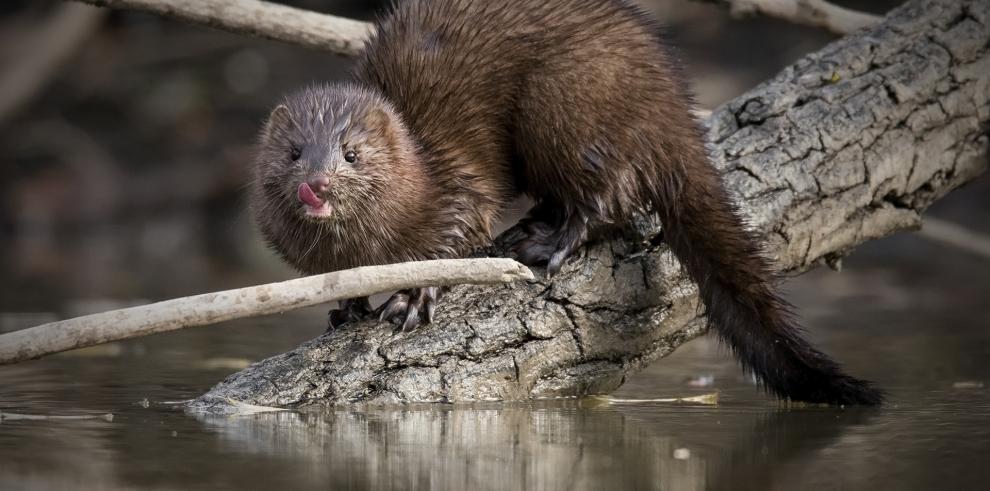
[190,0,988,411]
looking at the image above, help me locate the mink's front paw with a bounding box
[512,219,558,267]
[378,287,442,332]
[511,213,588,277]
[327,297,373,330]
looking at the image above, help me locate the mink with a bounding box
[251,0,884,405]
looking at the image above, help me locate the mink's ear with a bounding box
[362,107,396,142]
[263,104,295,142]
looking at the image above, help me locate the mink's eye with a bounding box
[344,150,357,163]
[289,146,301,161]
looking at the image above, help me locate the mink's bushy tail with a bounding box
[648,153,884,406]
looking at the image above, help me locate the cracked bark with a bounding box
[190,0,989,412]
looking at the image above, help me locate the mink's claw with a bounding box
[327,297,373,330]
[401,302,420,332]
[378,287,442,332]
[378,292,410,323]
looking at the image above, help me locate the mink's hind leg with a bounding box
[512,201,588,277]
[378,286,443,332]
[327,297,373,330]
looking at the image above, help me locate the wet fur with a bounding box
[252,0,883,405]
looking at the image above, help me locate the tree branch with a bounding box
[68,0,879,53]
[918,217,990,260]
[0,259,533,365]
[184,0,988,411]
[695,0,881,35]
[71,0,373,56]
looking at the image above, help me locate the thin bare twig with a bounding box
[919,217,990,261]
[0,258,534,366]
[696,0,881,35]
[70,0,373,56]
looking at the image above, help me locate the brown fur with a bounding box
[251,0,883,404]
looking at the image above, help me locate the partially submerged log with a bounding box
[191,0,988,411]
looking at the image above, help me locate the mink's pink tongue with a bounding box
[297,182,326,208]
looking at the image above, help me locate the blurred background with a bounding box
[1,1,989,490]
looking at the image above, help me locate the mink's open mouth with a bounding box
[298,182,334,218]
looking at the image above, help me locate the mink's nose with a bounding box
[308,175,331,193]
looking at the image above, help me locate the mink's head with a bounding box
[253,83,421,224]
[251,83,428,273]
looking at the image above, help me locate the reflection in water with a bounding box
[197,405,677,489]
[707,408,876,491]
[191,403,869,490]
